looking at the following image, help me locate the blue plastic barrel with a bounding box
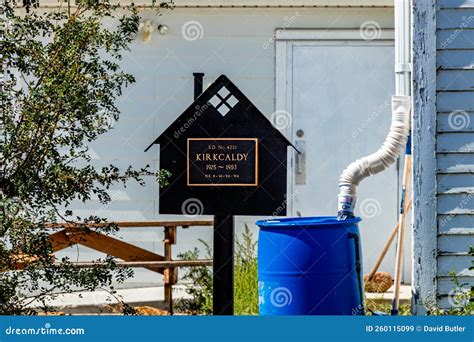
[256,216,364,315]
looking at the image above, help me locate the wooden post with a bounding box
[412,0,438,315]
[164,225,177,315]
[392,155,412,314]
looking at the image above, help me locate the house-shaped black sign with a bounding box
[145,75,295,216]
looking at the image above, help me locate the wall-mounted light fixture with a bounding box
[139,19,155,42]
[138,20,169,42]
[158,24,169,35]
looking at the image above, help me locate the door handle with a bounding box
[295,140,306,185]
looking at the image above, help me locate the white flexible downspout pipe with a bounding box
[337,0,411,219]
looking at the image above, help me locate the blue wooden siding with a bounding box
[436,1,474,307]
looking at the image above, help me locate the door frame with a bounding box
[274,28,395,216]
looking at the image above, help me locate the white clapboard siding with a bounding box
[436,4,474,310]
[38,0,395,8]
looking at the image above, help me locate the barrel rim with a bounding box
[255,216,361,228]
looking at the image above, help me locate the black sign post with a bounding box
[145,75,296,315]
[213,214,234,315]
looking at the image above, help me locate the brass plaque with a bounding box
[187,138,258,186]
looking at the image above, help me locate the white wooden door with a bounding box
[276,30,411,282]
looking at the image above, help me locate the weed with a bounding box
[234,225,258,315]
[177,239,213,315]
[176,225,258,315]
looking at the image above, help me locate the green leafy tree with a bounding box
[0,0,172,314]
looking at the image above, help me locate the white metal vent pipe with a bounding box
[337,0,411,218]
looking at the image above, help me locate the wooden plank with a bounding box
[56,260,213,268]
[438,92,474,112]
[437,71,474,92]
[163,226,177,315]
[46,220,213,229]
[11,242,213,271]
[9,254,42,270]
[437,255,474,276]
[438,235,474,254]
[65,230,166,273]
[437,276,474,295]
[11,231,70,269]
[438,214,474,234]
[437,50,474,69]
[438,0,474,9]
[437,112,474,132]
[437,174,474,193]
[437,29,474,49]
[165,226,177,245]
[437,8,474,29]
[437,132,474,153]
[437,153,474,173]
[437,297,468,309]
[49,230,74,252]
[437,193,474,214]
[412,0,438,315]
